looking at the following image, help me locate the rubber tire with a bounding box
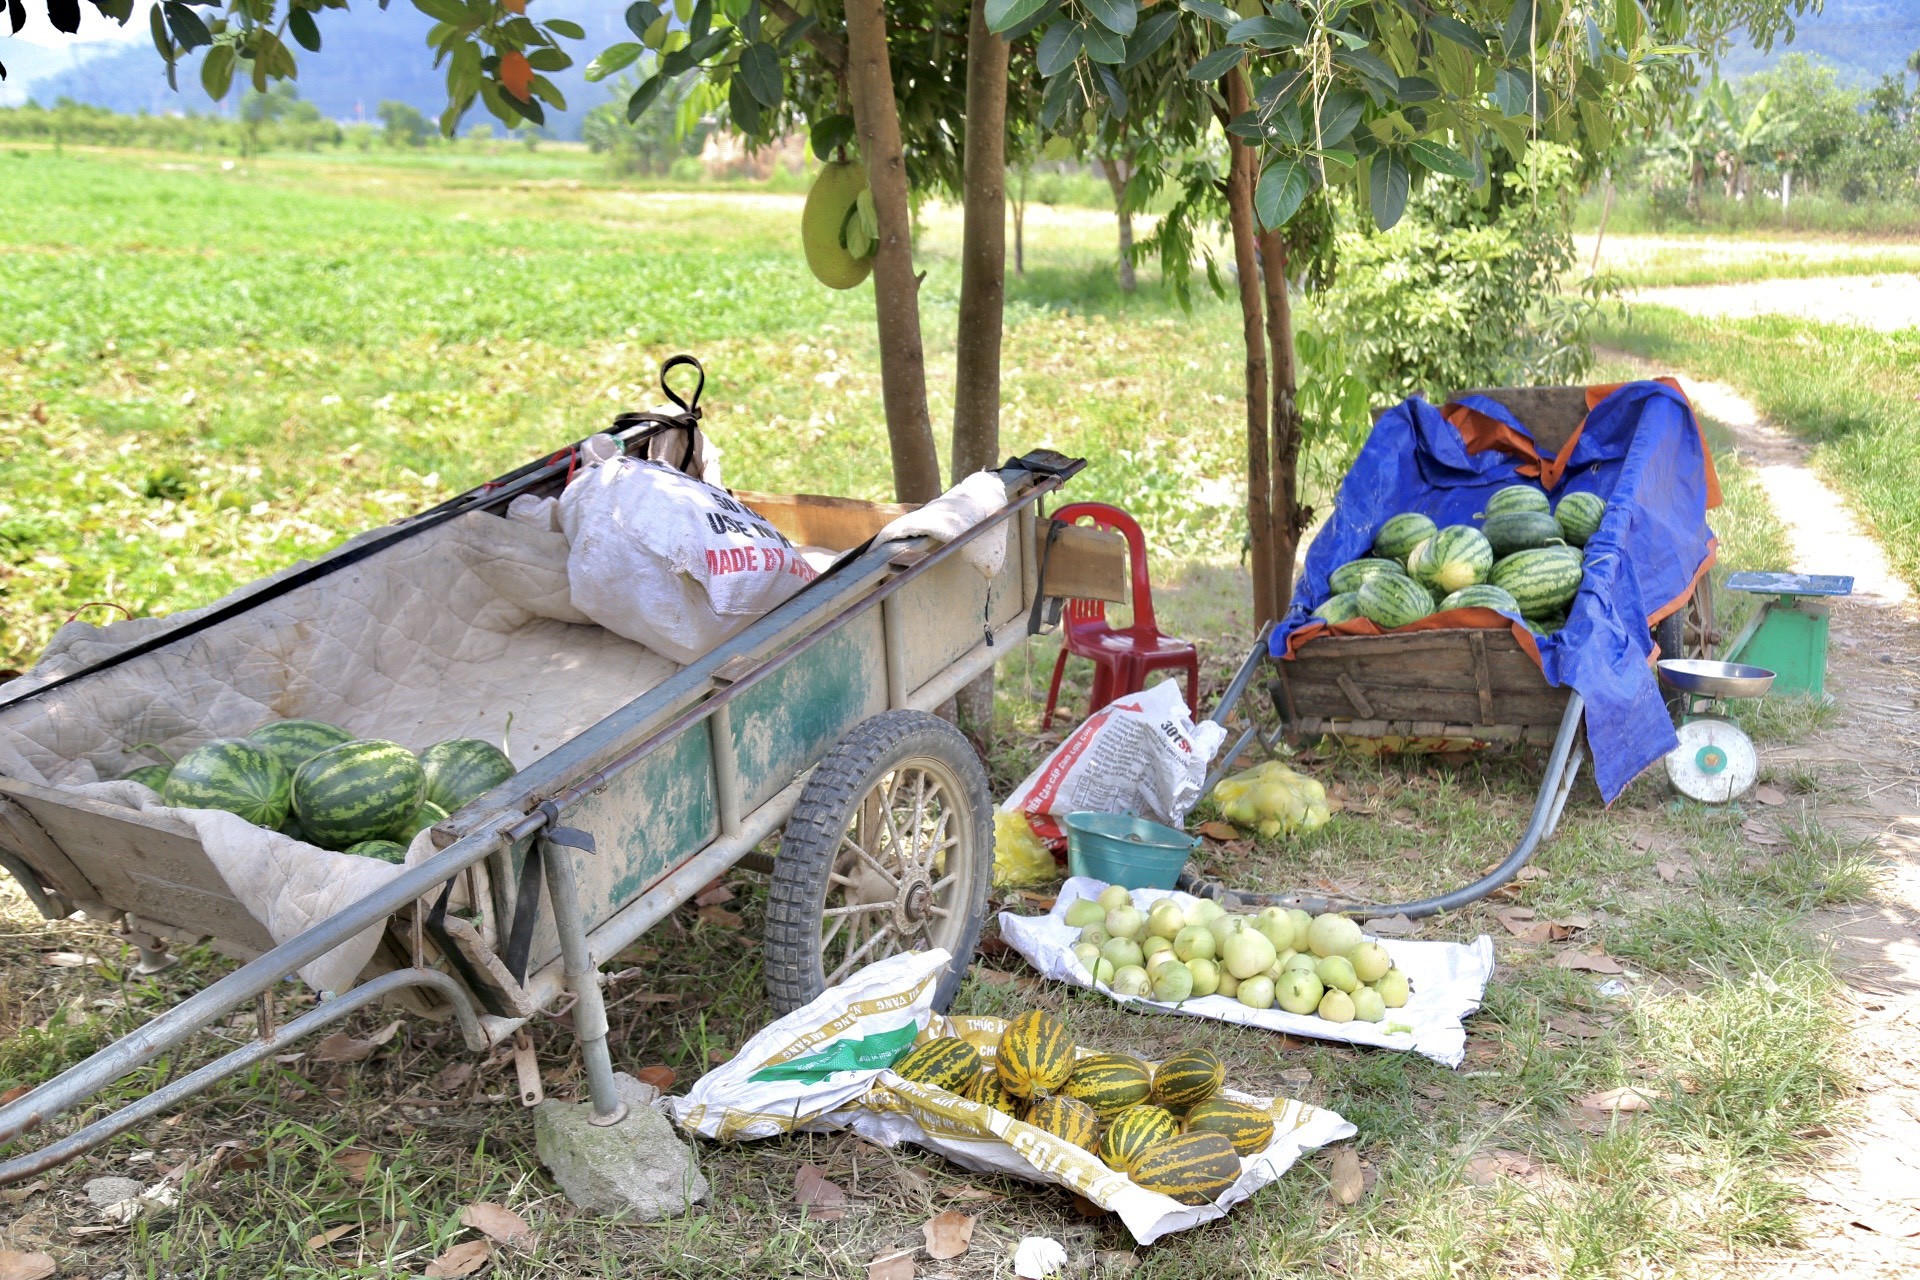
[763,710,993,1016]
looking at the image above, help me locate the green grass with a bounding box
[1596,307,1920,596]
[1575,189,1920,240]
[1596,245,1920,288]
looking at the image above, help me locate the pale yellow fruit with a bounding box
[1375,968,1411,1008]
[1351,987,1386,1022]
[1317,988,1356,1023]
[1306,913,1364,958]
[1097,884,1133,911]
[1348,942,1392,984]
[801,160,873,289]
[1186,957,1220,996]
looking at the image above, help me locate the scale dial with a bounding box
[1665,717,1759,804]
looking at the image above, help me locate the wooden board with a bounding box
[1035,517,1128,604]
[731,488,914,552]
[1273,628,1569,733]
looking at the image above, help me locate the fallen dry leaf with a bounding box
[42,951,93,967]
[941,1183,1004,1203]
[868,1250,916,1280]
[1547,1015,1609,1039]
[1093,1250,1141,1275]
[1655,860,1688,885]
[1363,914,1420,937]
[1754,785,1787,806]
[306,1223,356,1251]
[333,1147,375,1183]
[1741,820,1785,847]
[695,881,735,907]
[1463,1149,1538,1186]
[1329,1148,1365,1206]
[424,1238,492,1278]
[1497,910,1553,944]
[0,1252,56,1280]
[635,1065,676,1092]
[1581,1086,1661,1116]
[1018,891,1058,911]
[922,1210,974,1260]
[461,1202,535,1249]
[697,904,744,930]
[0,1085,29,1106]
[434,1061,474,1093]
[0,1179,48,1206]
[1631,832,1655,851]
[312,1019,403,1064]
[1555,951,1625,974]
[794,1163,846,1221]
[1198,821,1242,842]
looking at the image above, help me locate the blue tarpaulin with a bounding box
[1272,381,1720,802]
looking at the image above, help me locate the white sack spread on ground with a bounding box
[0,510,679,990]
[670,949,1355,1246]
[1000,877,1496,1068]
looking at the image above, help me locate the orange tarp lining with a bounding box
[1443,378,1723,510]
[1281,608,1541,664]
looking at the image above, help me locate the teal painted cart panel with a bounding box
[730,618,890,813]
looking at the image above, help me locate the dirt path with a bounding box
[1623,273,1920,332]
[1659,370,1920,1272]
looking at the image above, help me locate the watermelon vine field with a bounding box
[0,144,1893,1279]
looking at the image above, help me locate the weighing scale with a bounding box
[1657,658,1777,803]
[1723,572,1853,700]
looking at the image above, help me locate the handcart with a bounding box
[0,363,1119,1181]
[1178,384,1717,919]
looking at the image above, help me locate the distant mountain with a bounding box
[5,0,628,137]
[1719,0,1920,86]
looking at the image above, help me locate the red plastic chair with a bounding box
[1041,502,1200,730]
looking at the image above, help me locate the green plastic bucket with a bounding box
[1061,811,1198,890]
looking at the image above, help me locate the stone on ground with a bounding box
[535,1072,707,1219]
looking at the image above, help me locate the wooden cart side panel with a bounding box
[891,536,1025,698]
[728,619,891,814]
[0,780,277,951]
[1276,629,1571,732]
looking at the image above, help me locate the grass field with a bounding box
[0,147,1879,1278]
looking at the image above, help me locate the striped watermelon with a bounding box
[346,839,406,863]
[398,799,450,843]
[419,738,516,814]
[1554,491,1606,546]
[1371,513,1437,563]
[163,739,293,829]
[1183,1097,1276,1157]
[965,1065,1020,1116]
[1439,584,1520,613]
[248,719,352,774]
[1409,525,1493,594]
[1099,1104,1178,1173]
[1311,592,1364,624]
[1527,613,1568,636]
[1329,558,1406,595]
[894,1036,983,1093]
[1484,484,1550,518]
[1356,574,1433,629]
[1150,1048,1223,1110]
[1025,1094,1100,1152]
[1061,1053,1153,1118]
[1129,1131,1241,1205]
[1489,546,1583,618]
[122,763,172,792]
[1482,510,1563,557]
[997,1010,1074,1099]
[292,740,426,850]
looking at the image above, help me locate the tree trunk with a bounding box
[1100,155,1136,293]
[1012,170,1026,276]
[843,0,943,502]
[950,0,1009,482]
[1257,225,1303,614]
[1222,70,1275,625]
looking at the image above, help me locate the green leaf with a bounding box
[740,40,782,107]
[984,0,1049,35]
[729,72,762,134]
[288,8,320,51]
[1313,87,1363,146]
[1123,8,1177,66]
[688,0,711,42]
[624,1,660,38]
[810,113,854,160]
[503,91,545,127]
[1224,110,1262,140]
[1226,15,1297,48]
[411,0,470,26]
[741,0,761,39]
[96,0,134,24]
[199,41,234,97]
[1502,0,1536,56]
[1082,21,1124,63]
[1082,0,1134,37]
[1424,14,1485,53]
[1039,69,1081,129]
[585,41,643,81]
[1036,20,1082,77]
[527,47,570,71]
[1396,74,1437,103]
[1585,14,1604,62]
[1003,0,1058,40]
[1369,148,1409,229]
[546,17,584,38]
[1186,44,1242,80]
[663,27,728,73]
[644,15,669,47]
[1254,155,1310,229]
[1317,146,1356,168]
[1097,64,1127,118]
[1404,137,1476,180]
[626,72,665,121]
[162,0,210,50]
[1254,65,1305,108]
[778,12,817,48]
[1494,66,1535,118]
[1179,0,1235,26]
[1332,46,1397,99]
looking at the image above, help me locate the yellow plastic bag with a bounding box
[1207,760,1330,838]
[993,810,1057,887]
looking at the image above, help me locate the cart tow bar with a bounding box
[534,802,627,1127]
[1178,689,1587,921]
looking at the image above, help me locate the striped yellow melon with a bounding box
[964,1065,1020,1117]
[1129,1131,1242,1206]
[892,1036,982,1093]
[1025,1094,1100,1152]
[1150,1048,1224,1111]
[1182,1097,1276,1157]
[996,1010,1074,1099]
[1060,1053,1152,1119]
[1098,1104,1178,1173]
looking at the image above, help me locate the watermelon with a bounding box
[398,799,450,843]
[1439,584,1521,614]
[346,839,407,863]
[1489,546,1584,617]
[418,738,516,814]
[1311,592,1364,623]
[1554,491,1606,546]
[1483,484,1551,518]
[292,739,426,849]
[163,739,293,829]
[1356,574,1433,629]
[1482,510,1564,557]
[248,719,353,773]
[1371,513,1437,564]
[1409,525,1493,594]
[1329,558,1406,595]
[122,763,172,792]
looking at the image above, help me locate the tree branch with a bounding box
[763,0,847,72]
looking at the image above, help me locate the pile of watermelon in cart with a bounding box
[1312,484,1604,638]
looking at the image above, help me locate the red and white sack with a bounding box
[1004,680,1226,841]
[558,451,817,664]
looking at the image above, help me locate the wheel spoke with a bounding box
[822,900,893,918]
[827,918,898,985]
[843,831,899,888]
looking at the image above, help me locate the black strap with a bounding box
[501,839,546,985]
[1027,517,1068,637]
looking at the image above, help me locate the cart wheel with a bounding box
[764,710,992,1015]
